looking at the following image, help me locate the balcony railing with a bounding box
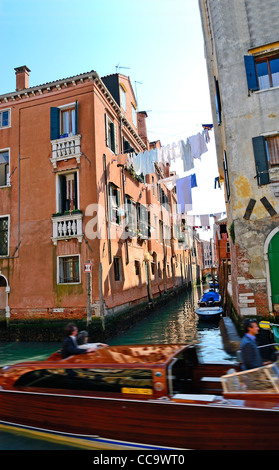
[51,212,83,245]
[50,134,81,169]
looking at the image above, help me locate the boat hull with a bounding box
[195,307,223,321]
[1,388,279,450]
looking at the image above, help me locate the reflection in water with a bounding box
[0,286,235,449]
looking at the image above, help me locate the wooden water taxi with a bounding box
[1,344,279,450]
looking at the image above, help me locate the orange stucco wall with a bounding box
[0,71,194,320]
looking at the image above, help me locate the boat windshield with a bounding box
[221,362,279,393]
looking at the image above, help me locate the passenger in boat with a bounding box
[77,330,107,350]
[240,319,263,370]
[61,323,96,359]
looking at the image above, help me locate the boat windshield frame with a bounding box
[221,362,279,394]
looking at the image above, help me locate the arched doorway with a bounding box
[0,273,10,319]
[264,228,279,313]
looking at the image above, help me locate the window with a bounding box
[15,367,153,394]
[137,204,149,239]
[266,135,279,166]
[120,85,126,111]
[256,56,279,90]
[245,54,279,92]
[113,257,121,281]
[109,184,121,224]
[105,114,118,154]
[214,77,222,125]
[0,150,9,187]
[135,260,140,276]
[125,195,136,234]
[58,255,80,284]
[223,150,230,200]
[0,109,10,129]
[61,107,76,135]
[50,102,78,140]
[57,172,78,213]
[252,134,279,185]
[0,216,9,256]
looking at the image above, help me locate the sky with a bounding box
[0,0,226,238]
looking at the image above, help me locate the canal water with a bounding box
[0,285,236,450]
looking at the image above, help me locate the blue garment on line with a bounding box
[176,174,197,214]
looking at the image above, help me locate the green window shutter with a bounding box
[244,56,258,92]
[105,114,109,147]
[252,136,270,185]
[113,122,118,154]
[75,101,78,134]
[74,172,78,210]
[50,107,60,140]
[214,77,222,125]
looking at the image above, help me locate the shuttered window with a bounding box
[266,135,279,165]
[252,135,279,185]
[109,183,121,224]
[105,114,118,154]
[50,102,78,140]
[223,150,230,200]
[244,54,279,92]
[214,77,222,125]
[252,136,270,185]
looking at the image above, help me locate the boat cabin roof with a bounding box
[47,344,192,367]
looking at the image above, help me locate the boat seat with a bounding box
[200,376,222,393]
[201,377,221,383]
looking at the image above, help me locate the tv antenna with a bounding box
[115,63,130,73]
[134,80,143,107]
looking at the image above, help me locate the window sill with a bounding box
[57,282,81,286]
[255,85,279,94]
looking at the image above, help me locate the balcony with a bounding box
[51,211,83,245]
[50,134,81,169]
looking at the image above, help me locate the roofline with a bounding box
[0,69,147,150]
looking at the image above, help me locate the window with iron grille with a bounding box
[0,217,9,256]
[58,255,80,284]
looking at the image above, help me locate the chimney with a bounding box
[14,66,31,91]
[137,111,148,146]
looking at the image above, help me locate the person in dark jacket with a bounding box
[61,323,95,359]
[240,319,263,370]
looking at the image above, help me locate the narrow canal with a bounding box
[0,285,236,450]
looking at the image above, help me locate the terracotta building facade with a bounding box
[0,66,195,321]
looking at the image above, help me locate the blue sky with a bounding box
[0,0,225,225]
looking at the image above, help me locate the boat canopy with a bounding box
[201,291,220,302]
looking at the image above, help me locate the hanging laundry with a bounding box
[176,175,193,214]
[189,132,208,159]
[202,128,210,144]
[191,173,197,188]
[185,214,195,227]
[181,139,194,172]
[158,174,178,190]
[132,152,142,175]
[214,176,221,188]
[200,214,210,227]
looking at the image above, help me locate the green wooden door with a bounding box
[268,232,279,304]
